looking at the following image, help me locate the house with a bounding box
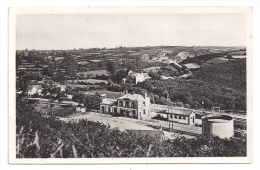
[54,83,66,92]
[85,90,122,100]
[44,56,53,61]
[165,107,196,125]
[75,104,87,112]
[100,93,151,120]
[75,106,86,112]
[126,70,151,84]
[27,85,42,98]
[140,54,150,62]
[157,52,168,57]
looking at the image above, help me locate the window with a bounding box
[183,116,186,120]
[170,114,173,118]
[132,102,135,108]
[125,101,129,107]
[179,116,182,119]
[174,115,177,119]
[143,109,146,115]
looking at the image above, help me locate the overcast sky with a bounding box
[16,14,246,50]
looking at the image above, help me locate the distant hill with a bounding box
[174,52,195,63]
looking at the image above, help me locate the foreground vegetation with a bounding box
[16,99,246,158]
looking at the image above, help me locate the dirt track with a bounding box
[59,112,199,139]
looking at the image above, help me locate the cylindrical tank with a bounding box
[202,114,234,138]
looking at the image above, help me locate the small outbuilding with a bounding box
[166,107,196,125]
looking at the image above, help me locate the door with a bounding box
[102,106,105,114]
[193,116,194,124]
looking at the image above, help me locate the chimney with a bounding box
[145,93,147,99]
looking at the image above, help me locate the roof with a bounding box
[143,73,150,78]
[85,90,122,99]
[118,94,145,101]
[27,85,42,91]
[27,86,34,91]
[166,108,195,116]
[100,99,117,105]
[132,73,140,77]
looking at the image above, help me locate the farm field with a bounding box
[89,60,101,62]
[201,57,229,66]
[143,66,161,73]
[67,84,92,88]
[77,61,90,65]
[184,63,200,69]
[229,50,246,55]
[67,79,108,84]
[129,49,162,56]
[232,55,246,58]
[76,70,108,76]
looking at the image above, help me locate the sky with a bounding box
[16,13,246,50]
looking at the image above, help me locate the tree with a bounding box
[42,85,66,116]
[184,104,191,109]
[52,71,66,84]
[148,71,161,80]
[98,62,102,69]
[226,54,233,59]
[115,70,127,84]
[108,78,114,86]
[106,61,117,75]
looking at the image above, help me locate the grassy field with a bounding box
[143,66,161,73]
[67,79,108,84]
[130,49,162,56]
[232,55,246,59]
[67,84,92,88]
[89,60,101,62]
[76,70,108,76]
[229,50,246,55]
[206,57,229,64]
[184,63,200,69]
[77,61,90,65]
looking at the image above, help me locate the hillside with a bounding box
[174,52,195,63]
[135,58,246,111]
[191,58,246,93]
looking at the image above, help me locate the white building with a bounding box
[27,85,42,98]
[100,93,151,120]
[165,107,196,125]
[126,70,151,84]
